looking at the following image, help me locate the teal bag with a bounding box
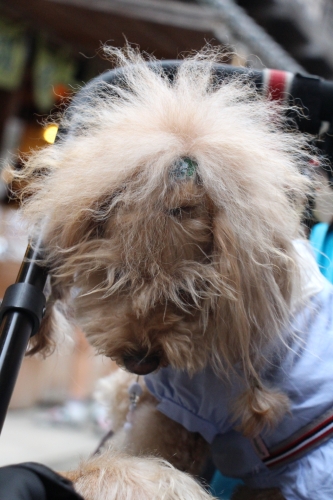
[310,222,333,283]
[210,471,243,499]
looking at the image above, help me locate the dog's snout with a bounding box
[123,351,161,375]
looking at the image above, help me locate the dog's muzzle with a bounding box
[123,351,161,375]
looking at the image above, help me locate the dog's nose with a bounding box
[123,351,161,375]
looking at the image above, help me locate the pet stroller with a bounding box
[0,62,332,499]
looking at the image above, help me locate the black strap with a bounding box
[291,73,322,134]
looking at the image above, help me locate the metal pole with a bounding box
[0,243,47,434]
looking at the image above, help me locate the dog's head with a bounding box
[17,48,314,388]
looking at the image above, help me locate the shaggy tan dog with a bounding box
[13,47,329,499]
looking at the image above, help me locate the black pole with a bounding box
[0,243,47,433]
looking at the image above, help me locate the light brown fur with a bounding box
[63,450,213,500]
[95,370,209,475]
[11,46,316,498]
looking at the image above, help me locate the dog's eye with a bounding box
[168,206,193,219]
[177,289,197,307]
[114,270,122,283]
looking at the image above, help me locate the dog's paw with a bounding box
[63,449,216,500]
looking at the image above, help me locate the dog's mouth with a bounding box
[122,351,162,375]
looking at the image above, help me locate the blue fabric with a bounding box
[145,275,333,498]
[310,223,333,283]
[245,438,333,500]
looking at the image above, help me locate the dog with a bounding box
[12,46,333,499]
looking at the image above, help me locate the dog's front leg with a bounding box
[109,393,209,475]
[64,447,215,500]
[95,369,210,475]
[62,406,211,500]
[64,373,211,498]
[62,371,211,499]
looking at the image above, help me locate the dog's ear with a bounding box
[210,210,248,368]
[26,281,73,357]
[212,211,291,436]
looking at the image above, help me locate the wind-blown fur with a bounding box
[12,47,318,498]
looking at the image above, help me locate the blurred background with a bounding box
[0,0,332,473]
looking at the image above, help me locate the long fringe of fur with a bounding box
[231,383,290,437]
